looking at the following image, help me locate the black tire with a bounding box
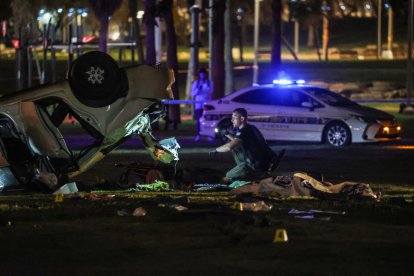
[324,122,351,147]
[68,51,128,107]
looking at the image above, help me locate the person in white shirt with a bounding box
[190,68,213,141]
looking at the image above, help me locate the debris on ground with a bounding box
[132,207,147,217]
[53,182,78,195]
[132,180,170,191]
[287,208,346,215]
[193,183,231,191]
[231,200,273,212]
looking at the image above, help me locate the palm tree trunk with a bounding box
[144,0,156,65]
[322,15,329,61]
[212,0,225,99]
[224,0,234,95]
[161,0,180,126]
[128,0,144,63]
[98,15,109,52]
[307,24,314,47]
[271,0,282,72]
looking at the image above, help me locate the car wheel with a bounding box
[68,51,128,108]
[145,169,165,184]
[324,122,351,147]
[216,118,232,143]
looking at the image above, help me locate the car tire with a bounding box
[68,51,128,108]
[324,122,351,147]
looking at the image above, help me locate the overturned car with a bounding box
[0,51,179,192]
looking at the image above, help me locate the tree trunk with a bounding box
[271,0,282,73]
[322,15,329,61]
[144,0,156,65]
[98,15,109,52]
[161,0,181,126]
[307,24,314,47]
[128,0,144,63]
[224,0,234,95]
[212,0,225,99]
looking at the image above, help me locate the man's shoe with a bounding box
[268,149,286,174]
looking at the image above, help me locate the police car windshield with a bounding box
[303,87,357,107]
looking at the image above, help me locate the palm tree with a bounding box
[10,0,34,90]
[270,0,282,73]
[143,0,157,65]
[159,0,180,128]
[88,0,123,53]
[211,0,225,99]
[224,0,234,95]
[128,0,144,63]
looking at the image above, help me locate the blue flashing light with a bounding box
[273,79,293,85]
[273,79,306,85]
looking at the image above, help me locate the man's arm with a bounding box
[215,137,242,153]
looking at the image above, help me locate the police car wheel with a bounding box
[324,122,351,147]
[68,51,128,108]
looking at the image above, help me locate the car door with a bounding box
[231,88,280,139]
[270,88,322,142]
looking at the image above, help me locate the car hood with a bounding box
[340,105,394,121]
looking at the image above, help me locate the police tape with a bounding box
[355,99,409,103]
[162,99,409,105]
[162,99,206,105]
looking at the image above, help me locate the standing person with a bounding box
[191,68,213,141]
[210,108,285,182]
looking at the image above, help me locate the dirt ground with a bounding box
[1,189,414,275]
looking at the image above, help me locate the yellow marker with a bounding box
[232,202,243,211]
[54,194,64,203]
[273,229,288,243]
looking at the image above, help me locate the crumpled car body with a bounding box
[0,51,179,192]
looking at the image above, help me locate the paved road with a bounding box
[71,136,414,187]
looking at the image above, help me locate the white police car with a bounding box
[200,79,401,146]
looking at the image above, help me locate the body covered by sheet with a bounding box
[229,172,379,201]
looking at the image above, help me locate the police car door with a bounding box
[270,88,321,142]
[231,88,280,139]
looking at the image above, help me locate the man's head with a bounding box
[232,108,248,129]
[199,68,208,80]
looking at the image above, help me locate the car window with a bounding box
[232,88,276,105]
[232,88,313,107]
[303,87,357,107]
[278,89,313,107]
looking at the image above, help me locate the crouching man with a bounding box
[210,108,281,183]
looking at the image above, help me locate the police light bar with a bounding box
[272,79,306,85]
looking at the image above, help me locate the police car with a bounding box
[199,79,401,146]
